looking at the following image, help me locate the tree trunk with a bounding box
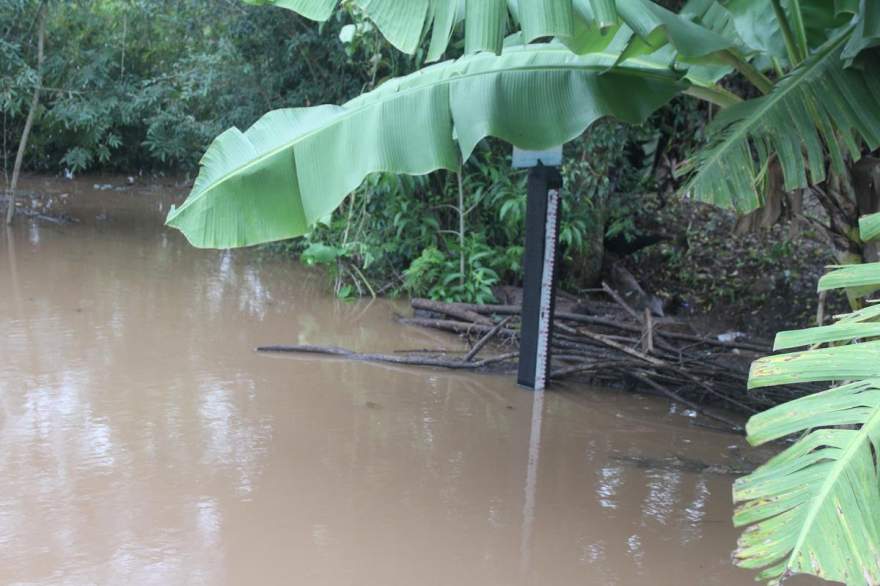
[5,4,45,226]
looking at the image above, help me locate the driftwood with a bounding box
[465,315,514,361]
[412,298,494,325]
[420,302,770,352]
[400,317,519,339]
[398,293,792,422]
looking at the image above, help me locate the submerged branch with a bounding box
[257,344,517,370]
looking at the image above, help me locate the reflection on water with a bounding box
[0,179,796,585]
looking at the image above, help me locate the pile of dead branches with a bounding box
[259,285,814,432]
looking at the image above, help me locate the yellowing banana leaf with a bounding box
[734,379,880,585]
[165,46,685,249]
[737,212,880,585]
[749,341,880,389]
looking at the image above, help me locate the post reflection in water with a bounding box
[0,180,784,586]
[519,387,544,574]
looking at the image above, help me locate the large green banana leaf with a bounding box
[684,0,854,66]
[736,218,880,585]
[243,0,562,57]
[612,0,731,61]
[165,46,685,249]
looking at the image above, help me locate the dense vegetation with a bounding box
[1,0,373,173]
[2,0,727,305]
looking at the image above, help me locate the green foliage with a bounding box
[277,115,667,303]
[169,0,880,275]
[0,0,373,175]
[403,241,502,305]
[0,37,37,117]
[165,45,686,249]
[287,150,525,304]
[683,29,880,212]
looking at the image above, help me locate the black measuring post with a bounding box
[517,163,563,390]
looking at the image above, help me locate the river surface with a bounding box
[0,178,811,585]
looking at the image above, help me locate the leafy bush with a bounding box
[292,109,687,302]
[1,0,373,174]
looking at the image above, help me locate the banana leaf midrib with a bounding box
[167,49,683,222]
[787,407,880,575]
[688,25,854,193]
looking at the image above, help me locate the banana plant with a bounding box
[736,212,880,585]
[169,0,880,262]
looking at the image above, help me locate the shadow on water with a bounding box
[0,177,816,585]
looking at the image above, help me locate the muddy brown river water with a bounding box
[0,178,817,585]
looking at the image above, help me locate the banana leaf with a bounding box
[685,26,880,212]
[165,46,686,248]
[738,214,880,585]
[244,0,571,56]
[819,263,880,292]
[859,212,880,243]
[773,322,880,350]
